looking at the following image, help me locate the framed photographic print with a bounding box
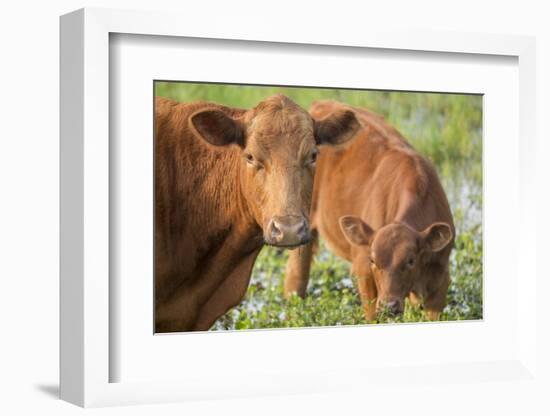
[60,7,539,408]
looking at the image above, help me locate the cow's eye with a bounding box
[369,257,376,268]
[407,257,415,268]
[245,153,264,170]
[245,153,255,165]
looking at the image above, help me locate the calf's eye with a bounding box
[308,150,319,165]
[407,258,415,268]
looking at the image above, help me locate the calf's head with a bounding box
[190,94,360,247]
[339,216,453,315]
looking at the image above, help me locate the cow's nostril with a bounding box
[297,220,307,236]
[270,220,282,240]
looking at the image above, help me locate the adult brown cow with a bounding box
[155,95,361,332]
[284,100,454,321]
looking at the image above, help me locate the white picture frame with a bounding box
[60,7,538,408]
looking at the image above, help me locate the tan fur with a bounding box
[155,95,360,332]
[284,100,455,321]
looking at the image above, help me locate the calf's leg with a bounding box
[409,292,422,307]
[283,230,317,298]
[424,270,450,321]
[357,274,377,321]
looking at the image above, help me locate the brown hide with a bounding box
[155,95,360,331]
[284,100,455,321]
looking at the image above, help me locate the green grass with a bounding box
[155,81,483,329]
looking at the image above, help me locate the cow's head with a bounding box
[190,94,360,247]
[339,216,453,315]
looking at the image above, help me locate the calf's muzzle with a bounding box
[378,299,404,316]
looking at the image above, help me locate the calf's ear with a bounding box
[190,109,245,148]
[339,216,374,246]
[314,109,361,146]
[421,222,453,252]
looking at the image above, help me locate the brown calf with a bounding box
[284,100,454,321]
[155,95,360,331]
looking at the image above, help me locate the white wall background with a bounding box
[1,1,548,414]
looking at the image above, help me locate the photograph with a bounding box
[154,81,483,333]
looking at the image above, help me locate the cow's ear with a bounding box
[339,216,374,246]
[314,109,361,146]
[421,222,453,252]
[190,109,245,147]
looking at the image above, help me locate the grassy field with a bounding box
[155,81,483,329]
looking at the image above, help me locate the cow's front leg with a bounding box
[283,230,317,298]
[155,294,201,333]
[192,250,260,331]
[156,234,260,332]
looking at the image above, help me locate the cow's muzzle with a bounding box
[265,215,310,248]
